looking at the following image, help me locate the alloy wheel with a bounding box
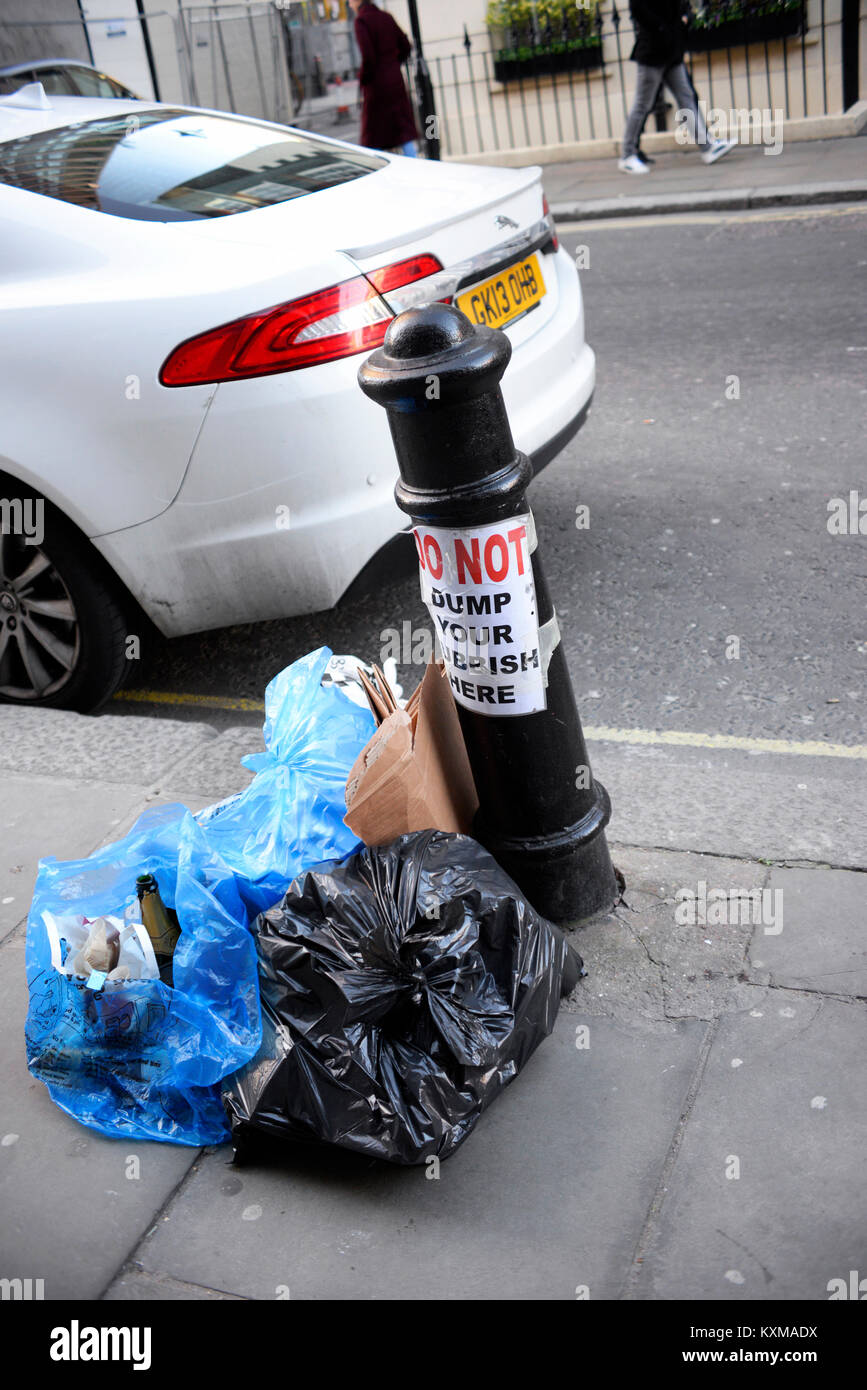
[0,529,80,700]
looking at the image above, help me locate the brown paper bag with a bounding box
[344,661,479,845]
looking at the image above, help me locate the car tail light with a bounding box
[542,195,559,253]
[159,253,443,386]
[367,253,441,295]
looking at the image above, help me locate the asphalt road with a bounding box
[117,204,867,745]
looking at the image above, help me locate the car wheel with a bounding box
[0,511,129,713]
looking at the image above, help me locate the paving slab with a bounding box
[629,992,867,1300]
[0,931,197,1301]
[568,845,767,1026]
[591,740,867,868]
[541,133,867,212]
[154,726,259,805]
[0,776,152,943]
[127,1012,705,1301]
[91,791,197,852]
[0,708,217,784]
[87,728,263,848]
[103,1268,244,1301]
[751,866,867,999]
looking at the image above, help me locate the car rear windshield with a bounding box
[0,109,386,220]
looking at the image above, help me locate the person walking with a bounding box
[349,0,419,157]
[634,74,663,165]
[619,0,735,173]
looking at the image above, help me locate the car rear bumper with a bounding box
[530,387,594,477]
[95,248,594,638]
[339,388,594,605]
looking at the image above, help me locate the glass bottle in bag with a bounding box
[136,872,180,986]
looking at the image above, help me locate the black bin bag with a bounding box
[223,829,582,1165]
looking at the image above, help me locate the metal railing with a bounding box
[408,1,861,158]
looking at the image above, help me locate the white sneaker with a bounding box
[702,138,737,165]
[618,155,649,174]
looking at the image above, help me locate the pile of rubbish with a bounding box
[25,647,582,1164]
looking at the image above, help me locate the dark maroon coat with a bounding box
[354,1,418,150]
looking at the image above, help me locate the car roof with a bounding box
[0,92,159,142]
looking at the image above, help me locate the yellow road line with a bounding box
[113,689,867,758]
[113,688,266,713]
[557,204,867,232]
[583,726,867,759]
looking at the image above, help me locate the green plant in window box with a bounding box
[487,0,603,80]
[687,0,804,51]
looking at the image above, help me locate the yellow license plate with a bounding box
[456,253,545,329]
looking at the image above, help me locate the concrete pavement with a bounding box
[543,130,867,219]
[1,702,864,1301]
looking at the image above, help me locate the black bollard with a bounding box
[359,304,617,923]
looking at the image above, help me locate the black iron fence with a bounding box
[0,1,860,159]
[406,0,862,158]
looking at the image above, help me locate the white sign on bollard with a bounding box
[413,512,546,716]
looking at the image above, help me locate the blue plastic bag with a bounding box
[198,647,378,918]
[24,648,376,1146]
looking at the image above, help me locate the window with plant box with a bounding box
[686,0,805,53]
[486,0,604,82]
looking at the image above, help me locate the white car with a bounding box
[0,86,595,711]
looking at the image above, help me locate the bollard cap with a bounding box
[385,302,475,359]
[358,303,529,519]
[359,304,511,408]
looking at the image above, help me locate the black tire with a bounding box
[0,502,130,713]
